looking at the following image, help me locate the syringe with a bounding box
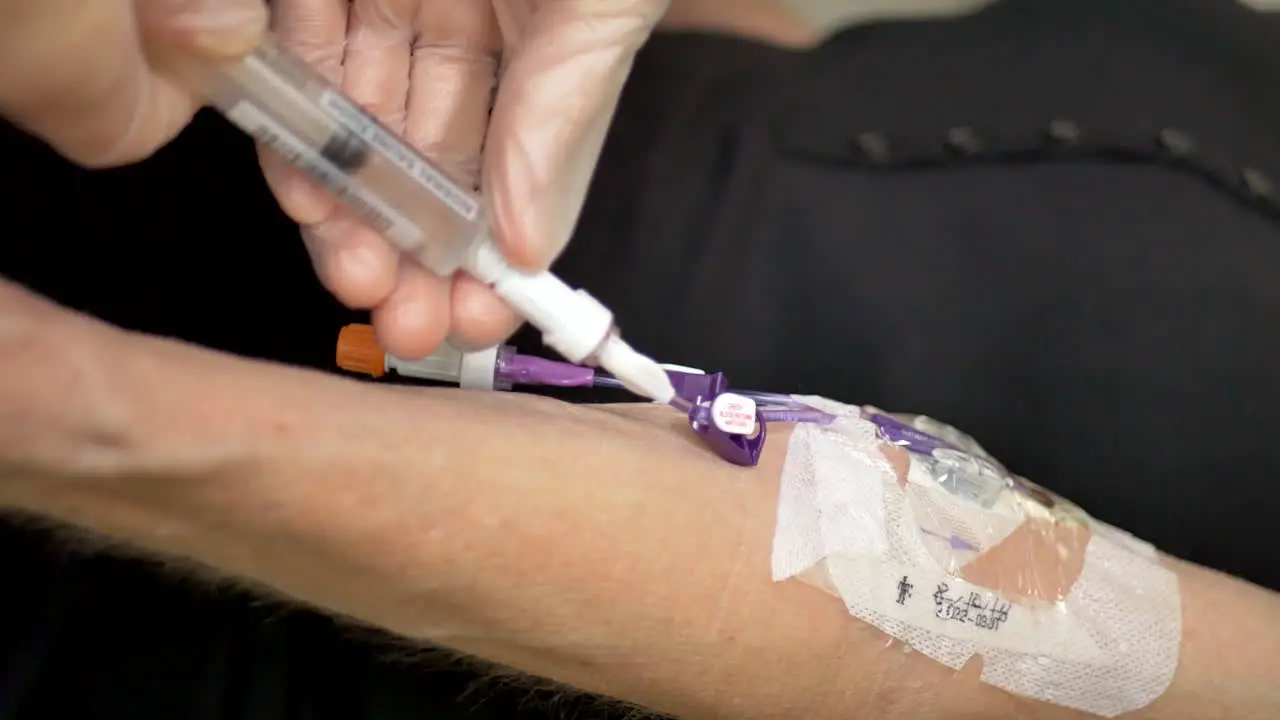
[197,35,677,404]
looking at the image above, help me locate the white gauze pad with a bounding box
[771,397,1181,717]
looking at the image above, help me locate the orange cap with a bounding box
[336,324,386,378]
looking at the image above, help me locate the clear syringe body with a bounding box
[197,37,677,404]
[203,37,481,276]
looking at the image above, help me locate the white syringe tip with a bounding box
[597,336,677,404]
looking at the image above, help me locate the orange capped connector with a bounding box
[336,323,386,378]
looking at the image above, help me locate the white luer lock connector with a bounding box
[466,240,611,362]
[465,239,676,404]
[386,344,503,390]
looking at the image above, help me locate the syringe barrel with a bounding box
[201,37,483,277]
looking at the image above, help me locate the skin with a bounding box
[1,278,1277,719]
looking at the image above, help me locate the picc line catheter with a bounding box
[199,35,677,405]
[335,324,838,426]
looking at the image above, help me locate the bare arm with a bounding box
[1,280,1277,719]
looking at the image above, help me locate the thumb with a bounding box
[100,0,269,164]
[484,0,668,270]
[138,0,269,61]
[0,0,267,167]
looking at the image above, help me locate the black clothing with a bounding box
[555,0,1280,590]
[3,0,1278,717]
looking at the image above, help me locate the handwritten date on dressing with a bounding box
[932,582,1010,631]
[897,577,1010,632]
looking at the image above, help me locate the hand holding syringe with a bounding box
[199,35,677,405]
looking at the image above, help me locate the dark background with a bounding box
[0,110,356,370]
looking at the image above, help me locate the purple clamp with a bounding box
[672,372,767,467]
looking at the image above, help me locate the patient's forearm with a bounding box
[4,317,1279,719]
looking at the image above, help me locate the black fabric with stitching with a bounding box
[556,0,1280,590]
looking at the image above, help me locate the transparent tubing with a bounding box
[202,36,482,277]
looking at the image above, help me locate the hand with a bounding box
[263,0,669,359]
[0,0,267,166]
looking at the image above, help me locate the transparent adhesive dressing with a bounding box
[200,37,676,404]
[772,400,1181,717]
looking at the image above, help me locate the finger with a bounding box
[447,275,523,351]
[400,2,501,348]
[485,0,667,269]
[404,0,501,187]
[127,0,267,164]
[343,0,414,131]
[258,0,349,224]
[29,62,199,168]
[370,260,453,359]
[296,0,415,316]
[302,208,401,309]
[138,0,269,59]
